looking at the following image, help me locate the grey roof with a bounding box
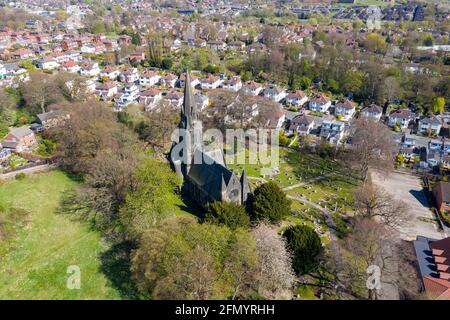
[8,126,33,138]
[419,116,441,126]
[187,148,236,202]
[36,110,63,123]
[292,114,313,125]
[413,236,439,278]
[362,104,382,114]
[1,141,17,149]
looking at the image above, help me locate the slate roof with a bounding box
[187,148,234,202]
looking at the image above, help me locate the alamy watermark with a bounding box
[170,128,280,176]
[67,265,81,290]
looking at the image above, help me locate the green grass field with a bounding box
[0,171,122,300]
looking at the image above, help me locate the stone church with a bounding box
[170,72,251,209]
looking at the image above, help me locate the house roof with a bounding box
[419,116,441,126]
[7,126,33,139]
[414,236,450,299]
[292,114,313,125]
[390,109,412,119]
[362,104,382,114]
[310,94,330,104]
[335,99,355,110]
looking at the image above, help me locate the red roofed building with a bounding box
[414,236,450,300]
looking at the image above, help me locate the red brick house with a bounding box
[3,126,37,152]
[433,182,450,213]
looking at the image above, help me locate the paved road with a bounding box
[0,164,57,180]
[372,171,446,241]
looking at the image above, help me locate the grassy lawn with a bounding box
[227,147,339,189]
[0,171,122,300]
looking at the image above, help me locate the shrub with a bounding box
[15,173,26,180]
[283,224,323,275]
[205,201,250,230]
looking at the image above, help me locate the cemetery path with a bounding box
[287,195,337,240]
[282,172,337,191]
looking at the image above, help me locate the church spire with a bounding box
[182,70,197,128]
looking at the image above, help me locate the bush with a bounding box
[15,173,26,180]
[283,224,323,275]
[204,201,250,230]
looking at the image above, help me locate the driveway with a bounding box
[372,171,446,241]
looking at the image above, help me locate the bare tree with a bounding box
[325,218,402,300]
[353,180,412,228]
[348,117,396,183]
[21,72,61,114]
[251,223,295,299]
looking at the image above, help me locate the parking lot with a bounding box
[372,171,446,241]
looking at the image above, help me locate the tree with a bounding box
[119,158,180,239]
[131,216,258,300]
[353,181,411,228]
[251,223,295,299]
[205,201,250,230]
[0,89,16,137]
[21,72,61,114]
[283,225,323,275]
[325,218,400,300]
[432,97,445,114]
[347,117,396,182]
[249,182,291,224]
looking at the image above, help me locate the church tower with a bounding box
[179,71,202,174]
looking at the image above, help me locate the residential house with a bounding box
[139,88,162,108]
[99,66,120,81]
[433,182,450,214]
[161,91,183,108]
[200,76,222,90]
[12,48,34,59]
[140,70,161,87]
[35,57,59,70]
[309,94,332,113]
[222,77,242,92]
[117,83,140,107]
[320,118,346,144]
[361,104,383,122]
[2,126,37,152]
[418,116,442,136]
[34,110,70,130]
[413,236,450,300]
[242,81,263,96]
[227,40,245,51]
[263,84,287,103]
[95,81,118,100]
[119,67,139,84]
[179,73,199,88]
[61,60,80,73]
[79,62,100,77]
[388,109,413,129]
[286,91,308,107]
[288,114,314,135]
[334,99,356,121]
[207,40,226,51]
[159,73,178,88]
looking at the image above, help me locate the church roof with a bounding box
[187,148,236,202]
